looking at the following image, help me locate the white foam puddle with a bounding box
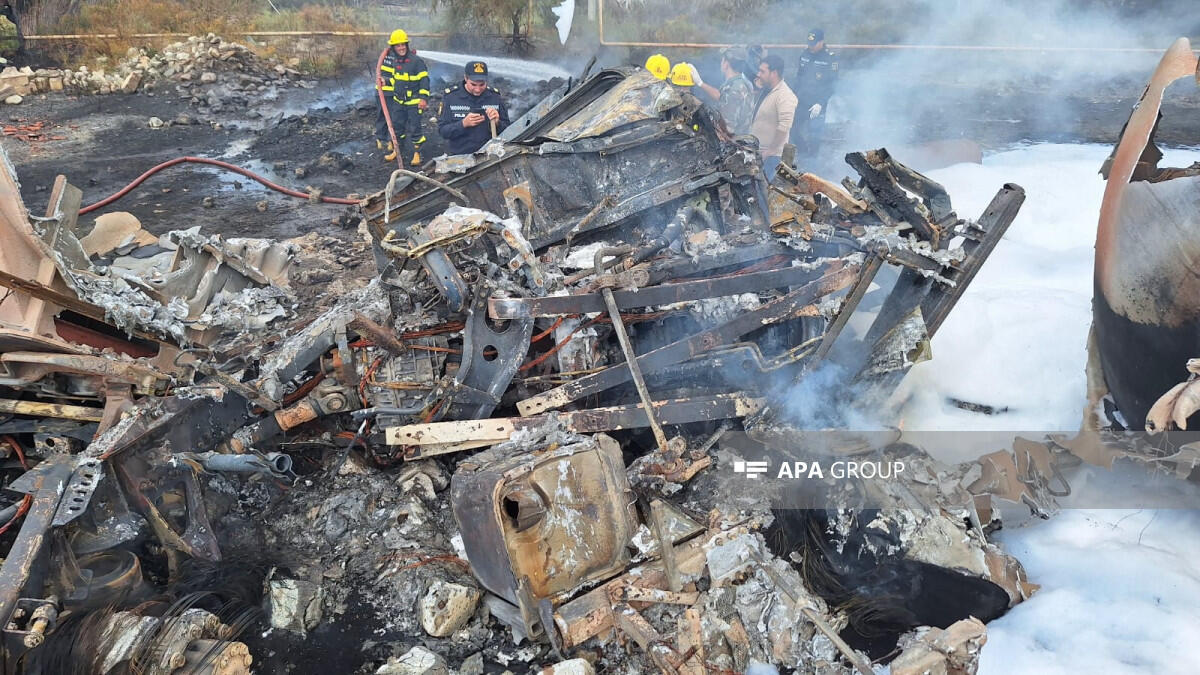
[892,142,1200,674]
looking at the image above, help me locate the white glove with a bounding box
[808,103,822,119]
[688,64,704,88]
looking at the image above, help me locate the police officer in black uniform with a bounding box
[793,28,838,159]
[437,60,510,156]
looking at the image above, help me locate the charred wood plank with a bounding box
[846,150,940,246]
[921,184,1025,336]
[809,255,885,363]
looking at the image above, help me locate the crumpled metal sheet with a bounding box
[450,428,636,607]
[545,69,674,143]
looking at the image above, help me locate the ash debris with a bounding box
[0,62,1084,675]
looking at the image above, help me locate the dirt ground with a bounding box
[2,62,561,308]
[3,65,559,240]
[3,52,1198,250]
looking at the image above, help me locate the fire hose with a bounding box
[78,156,360,215]
[76,48,417,215]
[376,46,405,171]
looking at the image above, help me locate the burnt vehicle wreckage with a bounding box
[0,64,1063,673]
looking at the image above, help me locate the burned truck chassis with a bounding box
[0,66,1027,673]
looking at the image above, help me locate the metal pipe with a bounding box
[351,405,428,421]
[0,398,103,422]
[630,205,700,265]
[593,247,669,454]
[0,456,73,633]
[0,501,19,524]
[189,451,293,477]
[25,31,448,41]
[384,168,470,213]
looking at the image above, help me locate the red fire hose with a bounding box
[77,46,407,216]
[376,46,405,171]
[78,156,361,215]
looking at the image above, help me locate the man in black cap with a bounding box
[437,60,510,155]
[793,28,838,158]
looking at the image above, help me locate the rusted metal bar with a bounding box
[349,313,408,356]
[0,398,104,422]
[387,393,765,452]
[595,246,669,454]
[0,455,74,635]
[564,196,618,249]
[489,263,820,319]
[612,603,682,674]
[518,265,860,416]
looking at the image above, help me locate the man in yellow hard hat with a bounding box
[375,29,431,166]
[644,53,671,80]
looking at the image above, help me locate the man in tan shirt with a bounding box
[750,54,798,176]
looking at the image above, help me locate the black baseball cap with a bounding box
[465,60,489,81]
[808,29,824,44]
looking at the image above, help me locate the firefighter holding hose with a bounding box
[375,29,431,166]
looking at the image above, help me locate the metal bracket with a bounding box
[51,457,103,527]
[446,291,534,420]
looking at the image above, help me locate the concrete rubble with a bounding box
[2,60,1138,674]
[0,33,314,106]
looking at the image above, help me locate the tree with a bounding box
[7,0,82,38]
[432,0,553,38]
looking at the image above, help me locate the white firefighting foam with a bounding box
[901,142,1200,675]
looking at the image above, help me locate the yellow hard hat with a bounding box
[669,62,695,87]
[644,53,671,80]
[389,29,409,45]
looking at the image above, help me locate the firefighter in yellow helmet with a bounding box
[644,53,671,80]
[375,29,431,166]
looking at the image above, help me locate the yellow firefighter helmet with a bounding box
[389,29,409,45]
[669,62,696,87]
[644,53,671,80]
